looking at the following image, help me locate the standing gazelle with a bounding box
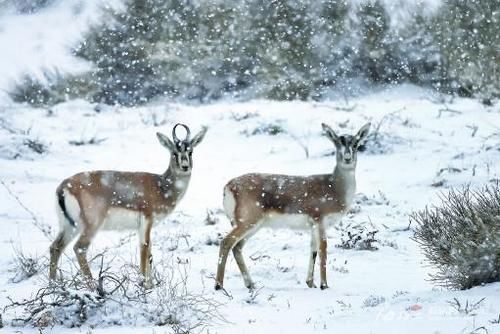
[215,123,370,290]
[49,123,207,288]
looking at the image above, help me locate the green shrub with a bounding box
[411,183,500,289]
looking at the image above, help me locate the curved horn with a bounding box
[172,123,190,143]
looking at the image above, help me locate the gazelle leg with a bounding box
[318,222,329,290]
[232,239,255,289]
[306,224,319,288]
[49,229,77,280]
[215,224,254,290]
[73,231,96,288]
[139,216,153,289]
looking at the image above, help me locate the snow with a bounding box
[1,1,500,334]
[0,0,121,100]
[1,87,499,333]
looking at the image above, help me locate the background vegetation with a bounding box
[9,0,499,106]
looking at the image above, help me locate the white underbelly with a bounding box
[262,212,345,230]
[102,208,142,230]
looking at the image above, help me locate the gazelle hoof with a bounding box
[320,283,329,290]
[246,282,256,290]
[214,282,223,291]
[306,280,317,288]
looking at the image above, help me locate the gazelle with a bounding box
[215,123,370,290]
[49,123,207,288]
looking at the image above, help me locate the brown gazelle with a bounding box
[49,123,207,288]
[215,123,370,291]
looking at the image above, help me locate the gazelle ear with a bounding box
[190,126,208,147]
[321,123,340,145]
[354,123,371,147]
[156,132,175,151]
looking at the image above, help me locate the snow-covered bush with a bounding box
[335,222,379,251]
[411,183,500,290]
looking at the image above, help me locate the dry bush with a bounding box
[358,110,409,155]
[9,247,43,283]
[0,119,49,160]
[335,222,379,251]
[411,183,500,289]
[4,255,224,333]
[242,121,287,136]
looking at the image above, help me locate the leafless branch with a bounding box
[0,180,52,239]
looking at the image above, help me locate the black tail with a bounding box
[57,187,76,227]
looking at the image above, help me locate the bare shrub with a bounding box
[411,183,500,289]
[204,209,220,226]
[242,121,287,136]
[68,136,107,146]
[205,233,223,247]
[4,255,224,332]
[22,138,48,154]
[358,111,408,155]
[335,222,379,251]
[0,119,49,159]
[9,247,43,283]
[362,295,386,308]
[229,112,259,122]
[139,110,169,127]
[447,297,485,316]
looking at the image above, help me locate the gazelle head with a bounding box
[157,123,208,175]
[322,123,371,169]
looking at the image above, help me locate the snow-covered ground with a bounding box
[1,87,499,333]
[1,1,500,334]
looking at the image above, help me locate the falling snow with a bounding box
[0,0,499,333]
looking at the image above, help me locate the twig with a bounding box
[437,105,462,118]
[0,180,52,239]
[289,133,310,159]
[68,137,107,146]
